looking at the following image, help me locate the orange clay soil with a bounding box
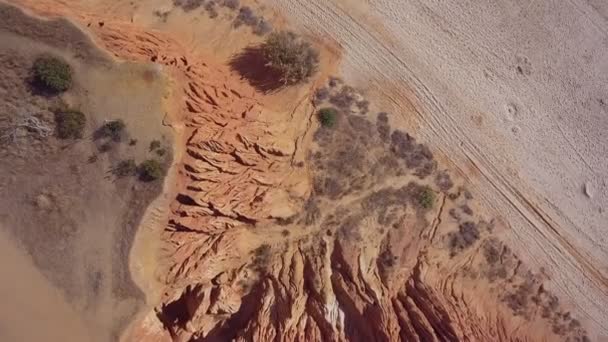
[10,1,591,341]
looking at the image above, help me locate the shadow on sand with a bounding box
[228,47,284,94]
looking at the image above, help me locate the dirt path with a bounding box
[266,0,608,337]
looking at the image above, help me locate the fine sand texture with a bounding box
[0,229,91,342]
[267,0,608,337]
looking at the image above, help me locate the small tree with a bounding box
[138,159,163,181]
[318,107,338,128]
[32,56,72,93]
[261,31,319,85]
[418,186,435,209]
[54,110,86,139]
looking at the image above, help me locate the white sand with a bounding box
[268,0,608,337]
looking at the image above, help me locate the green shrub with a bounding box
[261,31,319,85]
[138,159,163,181]
[318,107,338,128]
[100,120,126,141]
[54,110,86,139]
[32,56,72,93]
[418,186,435,209]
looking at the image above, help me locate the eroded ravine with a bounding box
[7,1,597,341]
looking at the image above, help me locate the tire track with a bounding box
[268,0,608,334]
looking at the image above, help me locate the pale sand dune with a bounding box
[267,0,608,337]
[0,230,92,342]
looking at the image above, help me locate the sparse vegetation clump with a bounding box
[138,159,163,181]
[233,6,272,36]
[114,159,136,177]
[253,18,272,36]
[235,6,257,26]
[261,31,319,85]
[32,56,72,93]
[313,87,330,105]
[448,221,480,256]
[418,186,435,209]
[204,1,218,18]
[173,0,205,12]
[222,0,240,9]
[318,107,338,128]
[149,139,161,151]
[251,243,272,273]
[54,110,85,139]
[99,119,126,142]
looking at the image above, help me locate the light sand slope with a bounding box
[0,230,91,342]
[266,0,608,336]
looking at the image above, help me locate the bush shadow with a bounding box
[228,47,284,94]
[26,75,61,98]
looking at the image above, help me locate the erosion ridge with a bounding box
[8,1,593,341]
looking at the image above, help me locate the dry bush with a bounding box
[461,204,473,216]
[253,18,272,36]
[482,239,508,282]
[337,214,363,242]
[173,0,205,11]
[448,221,480,255]
[222,0,240,9]
[330,85,356,109]
[314,176,343,199]
[251,244,271,273]
[54,110,85,139]
[276,215,297,226]
[435,171,454,192]
[390,129,437,178]
[96,119,126,142]
[379,248,397,268]
[114,159,136,177]
[261,31,319,85]
[149,139,161,151]
[138,159,163,181]
[204,1,218,18]
[300,197,320,225]
[356,100,370,114]
[235,6,257,26]
[376,112,391,142]
[314,87,330,105]
[347,115,374,142]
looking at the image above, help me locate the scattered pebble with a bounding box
[583,182,594,198]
